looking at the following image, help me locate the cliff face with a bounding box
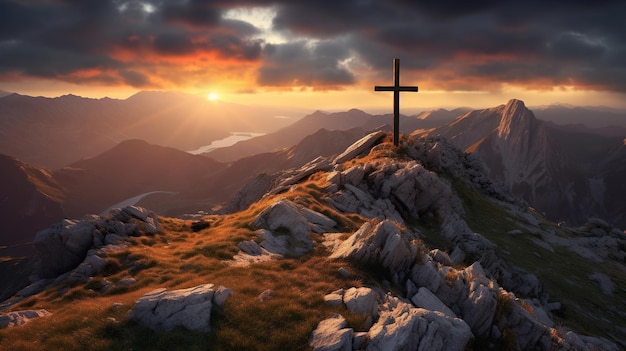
[433,99,624,226]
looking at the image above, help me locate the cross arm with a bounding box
[374,86,419,92]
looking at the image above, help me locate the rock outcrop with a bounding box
[0,309,51,328]
[314,288,473,351]
[33,205,160,279]
[130,284,231,333]
[229,199,337,265]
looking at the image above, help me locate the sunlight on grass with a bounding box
[0,194,372,350]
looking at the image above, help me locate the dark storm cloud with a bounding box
[0,0,625,92]
[258,40,354,86]
[0,0,266,85]
[262,0,626,91]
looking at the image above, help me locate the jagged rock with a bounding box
[429,249,453,266]
[271,157,333,194]
[67,250,108,282]
[334,131,387,164]
[34,219,97,278]
[410,287,457,318]
[495,290,552,350]
[367,295,472,351]
[301,207,337,233]
[460,263,498,338]
[309,314,353,351]
[130,284,226,333]
[408,255,446,300]
[324,291,344,307]
[252,199,312,256]
[343,287,380,317]
[238,240,263,256]
[0,309,51,328]
[330,220,419,276]
[33,206,161,279]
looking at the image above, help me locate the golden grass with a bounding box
[0,185,372,351]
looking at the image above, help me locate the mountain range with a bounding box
[1,94,625,259]
[0,131,623,350]
[0,91,301,169]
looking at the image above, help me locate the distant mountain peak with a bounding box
[497,99,537,140]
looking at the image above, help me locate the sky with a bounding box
[1,0,625,111]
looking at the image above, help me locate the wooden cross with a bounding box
[374,58,418,146]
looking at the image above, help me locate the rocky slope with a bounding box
[1,132,623,350]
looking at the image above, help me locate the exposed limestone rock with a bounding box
[460,263,498,338]
[324,290,344,307]
[343,287,380,317]
[309,314,353,351]
[410,287,457,318]
[301,207,337,233]
[67,249,108,283]
[333,131,387,164]
[271,157,333,194]
[33,206,161,279]
[367,295,473,351]
[252,199,312,256]
[494,290,552,350]
[0,309,51,328]
[34,219,96,278]
[130,284,228,333]
[330,220,419,278]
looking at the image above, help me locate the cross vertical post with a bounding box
[374,58,418,146]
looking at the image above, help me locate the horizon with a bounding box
[3,89,626,115]
[1,1,625,110]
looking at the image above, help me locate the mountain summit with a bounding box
[431,99,624,227]
[1,132,622,350]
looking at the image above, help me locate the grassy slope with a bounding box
[1,153,624,349]
[450,180,626,342]
[0,177,373,351]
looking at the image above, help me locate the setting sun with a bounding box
[208,92,218,101]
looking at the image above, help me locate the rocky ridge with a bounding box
[1,132,624,350]
[221,131,624,350]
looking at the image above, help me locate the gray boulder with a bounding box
[34,219,96,278]
[367,295,472,351]
[33,206,161,279]
[410,287,457,318]
[0,309,51,328]
[343,287,380,317]
[253,199,312,256]
[460,262,498,338]
[309,314,353,351]
[330,220,419,276]
[130,284,229,332]
[334,131,387,164]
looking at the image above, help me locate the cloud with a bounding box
[0,0,624,93]
[258,39,355,87]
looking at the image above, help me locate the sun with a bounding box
[207,92,218,101]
